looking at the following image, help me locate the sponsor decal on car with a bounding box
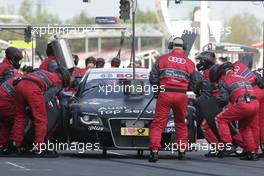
[98,106,154,115]
[116,73,149,79]
[87,126,104,131]
[120,127,149,136]
[87,73,149,81]
[164,127,176,133]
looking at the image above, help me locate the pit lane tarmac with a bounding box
[0,150,263,176]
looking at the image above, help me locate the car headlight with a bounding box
[80,115,103,126]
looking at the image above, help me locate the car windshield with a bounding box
[81,72,153,99]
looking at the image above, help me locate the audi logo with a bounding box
[168,56,186,64]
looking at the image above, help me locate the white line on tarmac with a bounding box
[5,161,52,171]
[9,169,52,172]
[5,161,27,170]
[102,150,129,157]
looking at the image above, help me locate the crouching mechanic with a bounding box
[149,37,198,162]
[0,77,21,152]
[209,62,259,160]
[195,52,243,157]
[233,55,264,152]
[195,51,221,154]
[0,47,23,84]
[10,67,71,153]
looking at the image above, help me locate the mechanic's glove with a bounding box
[154,91,159,99]
[194,80,213,96]
[69,95,79,104]
[71,79,79,89]
[22,65,35,74]
[254,73,264,89]
[193,81,202,95]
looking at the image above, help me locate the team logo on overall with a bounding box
[168,56,186,64]
[233,66,240,73]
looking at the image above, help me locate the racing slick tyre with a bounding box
[23,97,60,149]
[53,91,73,143]
[195,96,222,140]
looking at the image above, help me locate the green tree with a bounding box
[33,9,61,24]
[66,10,96,52]
[135,9,158,24]
[0,4,23,41]
[18,0,61,24]
[222,13,261,45]
[18,0,33,22]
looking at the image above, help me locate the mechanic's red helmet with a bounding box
[209,61,233,82]
[85,56,96,67]
[111,57,121,67]
[5,47,23,69]
[56,66,71,88]
[96,58,105,68]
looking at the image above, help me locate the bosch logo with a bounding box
[168,56,186,64]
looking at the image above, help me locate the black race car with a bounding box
[67,68,198,154]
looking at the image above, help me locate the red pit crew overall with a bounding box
[149,49,195,151]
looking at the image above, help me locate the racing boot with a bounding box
[178,151,186,160]
[0,145,8,154]
[240,152,259,161]
[6,141,26,155]
[217,144,236,158]
[238,151,247,158]
[148,150,158,162]
[261,144,264,154]
[34,149,57,155]
[31,149,59,158]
